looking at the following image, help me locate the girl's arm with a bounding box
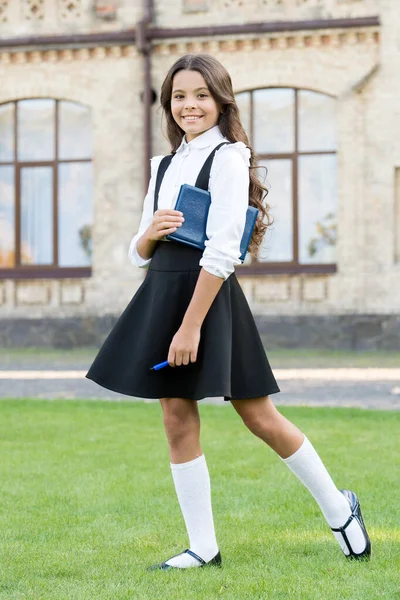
[128,155,163,267]
[183,144,250,328]
[136,229,158,261]
[168,145,250,367]
[136,208,184,260]
[199,144,250,278]
[168,267,224,366]
[181,268,224,329]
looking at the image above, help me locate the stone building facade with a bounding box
[0,0,399,349]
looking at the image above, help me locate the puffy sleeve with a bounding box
[199,142,251,280]
[128,155,164,268]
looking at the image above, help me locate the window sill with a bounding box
[237,263,337,276]
[0,267,92,280]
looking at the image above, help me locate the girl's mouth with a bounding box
[182,116,203,122]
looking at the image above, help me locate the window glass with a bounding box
[298,154,337,264]
[0,166,15,266]
[1,99,94,273]
[298,90,336,152]
[58,162,93,267]
[253,88,295,154]
[59,101,92,160]
[258,159,293,262]
[235,92,251,139]
[0,103,14,162]
[20,166,53,265]
[18,99,55,161]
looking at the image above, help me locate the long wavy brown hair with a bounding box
[159,53,272,258]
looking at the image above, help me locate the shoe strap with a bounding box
[331,513,367,557]
[184,548,206,565]
[331,512,355,534]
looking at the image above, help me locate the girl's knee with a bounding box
[236,400,282,441]
[242,414,277,439]
[160,397,199,442]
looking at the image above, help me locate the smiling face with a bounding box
[171,69,221,142]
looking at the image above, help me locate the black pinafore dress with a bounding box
[86,143,280,401]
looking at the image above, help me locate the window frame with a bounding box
[0,98,92,280]
[236,86,337,276]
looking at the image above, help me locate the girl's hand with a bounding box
[168,324,201,367]
[147,209,185,242]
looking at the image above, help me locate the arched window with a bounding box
[0,99,93,278]
[236,88,337,274]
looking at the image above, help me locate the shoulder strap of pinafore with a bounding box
[153,154,175,213]
[194,141,231,190]
[153,141,232,212]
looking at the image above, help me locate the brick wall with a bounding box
[0,0,140,37]
[0,0,399,337]
[0,45,146,318]
[156,0,379,28]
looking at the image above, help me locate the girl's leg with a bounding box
[160,396,202,464]
[231,396,368,556]
[155,397,219,568]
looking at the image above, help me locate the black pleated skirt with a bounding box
[86,240,280,401]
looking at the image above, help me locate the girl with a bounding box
[86,54,371,569]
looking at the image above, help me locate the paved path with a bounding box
[1,368,400,381]
[1,367,400,410]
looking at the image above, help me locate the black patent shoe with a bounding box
[331,489,371,560]
[146,548,222,571]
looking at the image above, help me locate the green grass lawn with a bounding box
[267,348,400,368]
[0,400,399,600]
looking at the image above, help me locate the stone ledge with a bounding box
[257,314,400,351]
[152,27,380,56]
[0,314,399,350]
[0,45,136,65]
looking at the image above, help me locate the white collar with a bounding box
[176,125,225,152]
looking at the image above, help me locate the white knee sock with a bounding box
[165,454,219,568]
[281,436,366,555]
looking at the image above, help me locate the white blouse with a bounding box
[128,125,251,280]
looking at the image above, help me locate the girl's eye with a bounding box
[173,93,208,99]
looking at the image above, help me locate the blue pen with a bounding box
[149,360,170,371]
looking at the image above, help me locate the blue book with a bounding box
[166,183,258,263]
